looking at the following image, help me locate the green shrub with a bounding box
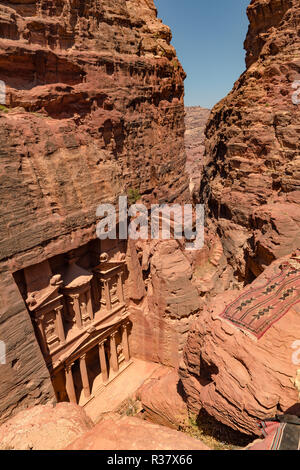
[128,188,141,205]
[0,104,9,113]
[172,59,179,71]
[119,398,140,417]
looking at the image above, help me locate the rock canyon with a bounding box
[0,0,299,451]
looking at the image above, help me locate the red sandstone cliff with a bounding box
[201,0,300,280]
[175,0,300,437]
[185,106,210,196]
[0,0,189,422]
[1,0,299,445]
[179,252,300,436]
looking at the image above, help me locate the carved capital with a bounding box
[87,326,96,335]
[65,362,74,373]
[110,331,117,340]
[122,321,131,330]
[54,305,64,314]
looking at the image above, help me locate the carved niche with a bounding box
[93,254,125,314]
[25,270,65,356]
[59,256,94,331]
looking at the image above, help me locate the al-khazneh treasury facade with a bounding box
[0,0,189,421]
[14,243,132,406]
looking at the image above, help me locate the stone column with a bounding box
[110,332,119,373]
[117,272,124,303]
[79,354,91,399]
[86,288,93,321]
[55,306,65,343]
[65,363,77,404]
[104,280,112,311]
[98,340,108,383]
[91,276,100,312]
[72,294,82,329]
[35,317,48,355]
[121,322,130,362]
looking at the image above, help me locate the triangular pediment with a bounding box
[57,316,124,365]
[27,285,61,312]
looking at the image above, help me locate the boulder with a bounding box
[138,369,189,429]
[184,106,211,196]
[180,253,300,436]
[0,403,93,450]
[66,414,210,450]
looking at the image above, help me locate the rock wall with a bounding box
[185,106,210,197]
[0,402,210,450]
[128,233,236,369]
[201,0,300,280]
[179,253,300,436]
[0,0,189,423]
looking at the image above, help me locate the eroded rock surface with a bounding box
[0,402,93,450]
[0,402,210,450]
[201,0,300,279]
[179,253,300,436]
[129,234,236,368]
[185,106,210,197]
[138,368,189,429]
[65,413,210,450]
[0,0,189,423]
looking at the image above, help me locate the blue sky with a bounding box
[155,0,250,108]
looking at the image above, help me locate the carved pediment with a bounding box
[93,261,126,277]
[26,283,62,312]
[52,313,128,368]
[24,260,63,312]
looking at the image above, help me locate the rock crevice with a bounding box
[201,0,300,279]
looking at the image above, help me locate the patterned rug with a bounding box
[248,416,300,450]
[219,258,300,339]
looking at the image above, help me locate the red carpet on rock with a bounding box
[249,417,300,450]
[219,259,300,339]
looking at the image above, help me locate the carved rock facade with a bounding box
[0,0,189,423]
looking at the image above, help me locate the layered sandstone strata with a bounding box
[128,234,236,368]
[179,252,300,436]
[138,368,189,430]
[185,106,210,197]
[201,0,300,280]
[0,0,189,422]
